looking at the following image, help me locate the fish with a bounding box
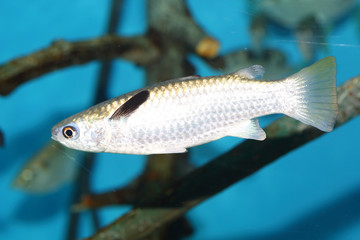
[12,140,81,193]
[249,0,356,61]
[254,0,355,29]
[51,56,338,155]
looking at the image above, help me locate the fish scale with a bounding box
[52,57,338,155]
[104,76,285,154]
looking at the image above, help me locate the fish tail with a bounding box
[284,56,338,132]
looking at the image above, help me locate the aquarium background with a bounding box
[1,0,360,239]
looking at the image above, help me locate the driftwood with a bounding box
[0,35,159,96]
[147,0,219,58]
[0,0,219,96]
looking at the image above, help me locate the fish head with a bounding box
[51,112,110,153]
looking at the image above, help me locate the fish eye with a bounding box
[62,126,78,139]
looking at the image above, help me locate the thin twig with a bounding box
[85,76,360,240]
[0,129,4,147]
[66,1,123,239]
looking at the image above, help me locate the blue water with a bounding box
[1,0,360,239]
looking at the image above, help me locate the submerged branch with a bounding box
[86,76,360,240]
[0,35,159,96]
[147,0,220,58]
[0,129,3,147]
[138,26,195,239]
[0,0,221,97]
[76,153,194,210]
[66,1,124,239]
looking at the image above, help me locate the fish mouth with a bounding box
[51,126,60,140]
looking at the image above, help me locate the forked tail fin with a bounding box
[285,56,338,132]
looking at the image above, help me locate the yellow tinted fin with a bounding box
[285,56,338,132]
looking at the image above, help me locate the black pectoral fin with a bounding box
[110,90,150,119]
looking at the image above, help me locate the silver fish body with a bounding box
[51,57,337,155]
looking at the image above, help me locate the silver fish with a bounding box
[13,140,81,193]
[51,56,338,155]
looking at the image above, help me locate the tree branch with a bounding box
[0,35,159,96]
[147,0,220,58]
[0,0,221,97]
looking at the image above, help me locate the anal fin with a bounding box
[228,119,266,140]
[147,147,188,154]
[235,65,265,79]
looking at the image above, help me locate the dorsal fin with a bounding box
[110,90,150,119]
[234,65,265,79]
[172,75,200,81]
